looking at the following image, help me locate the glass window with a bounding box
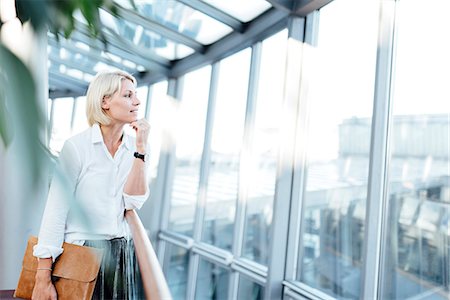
[163,243,190,300]
[148,80,168,180]
[116,0,233,45]
[201,48,251,251]
[295,0,379,299]
[380,1,450,299]
[237,276,264,300]
[168,66,211,235]
[136,85,149,120]
[242,30,288,265]
[202,0,271,22]
[194,258,230,299]
[49,97,74,153]
[71,96,88,136]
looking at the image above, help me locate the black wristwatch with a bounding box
[134,151,148,162]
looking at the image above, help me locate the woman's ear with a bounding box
[101,95,110,110]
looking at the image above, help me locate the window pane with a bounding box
[163,243,190,300]
[201,49,251,251]
[296,0,379,299]
[49,97,74,153]
[137,85,149,120]
[380,0,450,299]
[148,80,168,180]
[169,66,211,235]
[237,276,264,300]
[72,96,88,136]
[195,259,230,300]
[242,30,288,265]
[116,0,233,45]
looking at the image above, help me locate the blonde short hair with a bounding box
[86,70,137,126]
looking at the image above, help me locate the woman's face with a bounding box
[102,79,140,125]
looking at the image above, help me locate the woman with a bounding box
[32,70,150,300]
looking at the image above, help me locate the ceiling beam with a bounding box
[48,75,87,96]
[293,0,334,16]
[103,5,205,52]
[49,89,85,98]
[175,0,244,33]
[265,0,295,12]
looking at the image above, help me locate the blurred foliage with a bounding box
[0,0,124,185]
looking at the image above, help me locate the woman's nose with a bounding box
[133,96,140,105]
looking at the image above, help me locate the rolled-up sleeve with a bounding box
[33,140,81,262]
[123,188,149,210]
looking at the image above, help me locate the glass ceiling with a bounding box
[48,0,278,96]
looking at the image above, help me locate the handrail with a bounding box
[125,210,172,300]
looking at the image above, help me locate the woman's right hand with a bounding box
[32,271,57,300]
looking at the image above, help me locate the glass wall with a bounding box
[237,276,264,300]
[194,259,230,300]
[168,66,211,235]
[242,29,288,265]
[295,0,379,299]
[201,48,251,251]
[379,0,450,299]
[163,243,190,300]
[49,97,74,153]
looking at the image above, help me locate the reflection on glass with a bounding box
[148,81,168,180]
[380,1,450,299]
[201,48,251,251]
[242,30,288,265]
[237,276,264,300]
[202,0,271,22]
[169,66,211,236]
[163,243,190,300]
[49,97,74,153]
[296,0,379,299]
[195,259,230,299]
[116,0,232,45]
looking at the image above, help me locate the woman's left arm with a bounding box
[124,119,150,197]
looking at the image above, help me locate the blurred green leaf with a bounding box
[0,43,45,185]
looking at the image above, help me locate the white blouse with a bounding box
[33,124,149,262]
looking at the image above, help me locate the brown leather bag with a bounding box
[14,236,103,300]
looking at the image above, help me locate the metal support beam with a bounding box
[362,1,397,299]
[103,5,205,52]
[293,0,334,16]
[176,0,244,33]
[48,74,87,93]
[264,15,306,300]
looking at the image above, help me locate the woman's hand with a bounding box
[130,118,150,153]
[32,271,57,300]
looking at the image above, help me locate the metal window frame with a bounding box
[228,42,262,300]
[263,16,306,300]
[283,11,318,286]
[361,0,397,299]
